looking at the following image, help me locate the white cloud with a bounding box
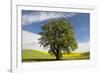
[75,42,90,53]
[22,11,77,25]
[22,30,48,52]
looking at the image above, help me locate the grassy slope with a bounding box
[22,49,90,62]
[22,49,55,62]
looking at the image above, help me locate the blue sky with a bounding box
[22,10,90,43]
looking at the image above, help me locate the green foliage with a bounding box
[39,17,78,60]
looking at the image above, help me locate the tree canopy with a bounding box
[39,17,78,60]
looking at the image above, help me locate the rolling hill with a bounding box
[22,49,55,62]
[22,49,90,62]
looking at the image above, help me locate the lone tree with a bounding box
[39,17,78,60]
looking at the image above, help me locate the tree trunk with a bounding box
[56,49,60,60]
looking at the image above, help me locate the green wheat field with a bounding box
[22,49,90,62]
